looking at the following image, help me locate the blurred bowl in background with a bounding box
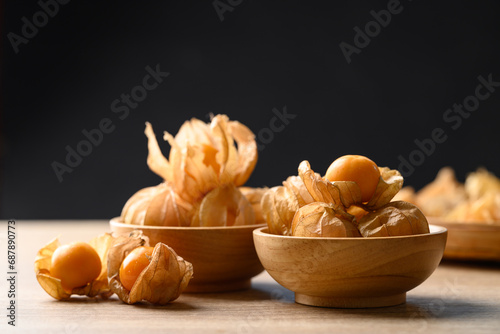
[427,217,500,262]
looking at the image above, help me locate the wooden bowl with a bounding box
[427,217,500,262]
[110,217,264,293]
[253,225,447,308]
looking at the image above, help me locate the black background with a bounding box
[2,0,500,219]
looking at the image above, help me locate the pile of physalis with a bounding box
[395,167,500,223]
[35,114,264,303]
[35,231,193,304]
[261,155,430,237]
[121,114,266,226]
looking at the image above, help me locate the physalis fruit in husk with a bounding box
[121,114,261,227]
[35,234,114,300]
[291,202,361,237]
[119,246,154,291]
[325,155,380,203]
[357,201,430,237]
[261,155,429,238]
[108,231,193,305]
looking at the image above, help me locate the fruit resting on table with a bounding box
[35,232,193,304]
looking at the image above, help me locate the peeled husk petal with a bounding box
[108,231,193,305]
[228,120,258,186]
[298,160,362,209]
[34,233,114,300]
[362,167,404,210]
[145,122,172,181]
[261,186,300,235]
[347,205,369,222]
[190,184,255,226]
[160,115,257,203]
[358,201,430,237]
[291,202,360,237]
[134,115,258,226]
[239,186,269,224]
[282,175,315,207]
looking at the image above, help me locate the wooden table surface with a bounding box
[1,220,500,333]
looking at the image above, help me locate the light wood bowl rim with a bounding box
[253,224,447,240]
[110,217,266,231]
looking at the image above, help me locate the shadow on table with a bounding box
[440,259,500,270]
[131,300,197,311]
[402,296,495,320]
[55,294,197,311]
[180,282,294,303]
[200,283,495,322]
[294,296,494,322]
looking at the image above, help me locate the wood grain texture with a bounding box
[2,220,500,333]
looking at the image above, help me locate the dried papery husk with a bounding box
[446,192,500,222]
[228,120,258,187]
[393,186,417,204]
[121,183,192,226]
[358,201,430,237]
[145,121,172,181]
[412,167,500,222]
[362,167,404,211]
[261,186,299,236]
[282,175,315,207]
[144,115,257,205]
[298,160,362,210]
[190,184,255,226]
[121,185,157,225]
[108,231,193,305]
[125,116,259,228]
[239,186,269,224]
[347,205,369,222]
[414,167,467,217]
[291,202,360,237]
[464,168,500,202]
[148,119,220,201]
[34,233,114,300]
[143,184,192,227]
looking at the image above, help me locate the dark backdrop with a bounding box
[2,0,500,219]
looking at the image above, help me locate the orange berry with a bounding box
[50,242,102,293]
[119,246,154,291]
[325,155,380,202]
[202,144,220,174]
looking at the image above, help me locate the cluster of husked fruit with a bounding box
[262,155,430,238]
[35,232,192,304]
